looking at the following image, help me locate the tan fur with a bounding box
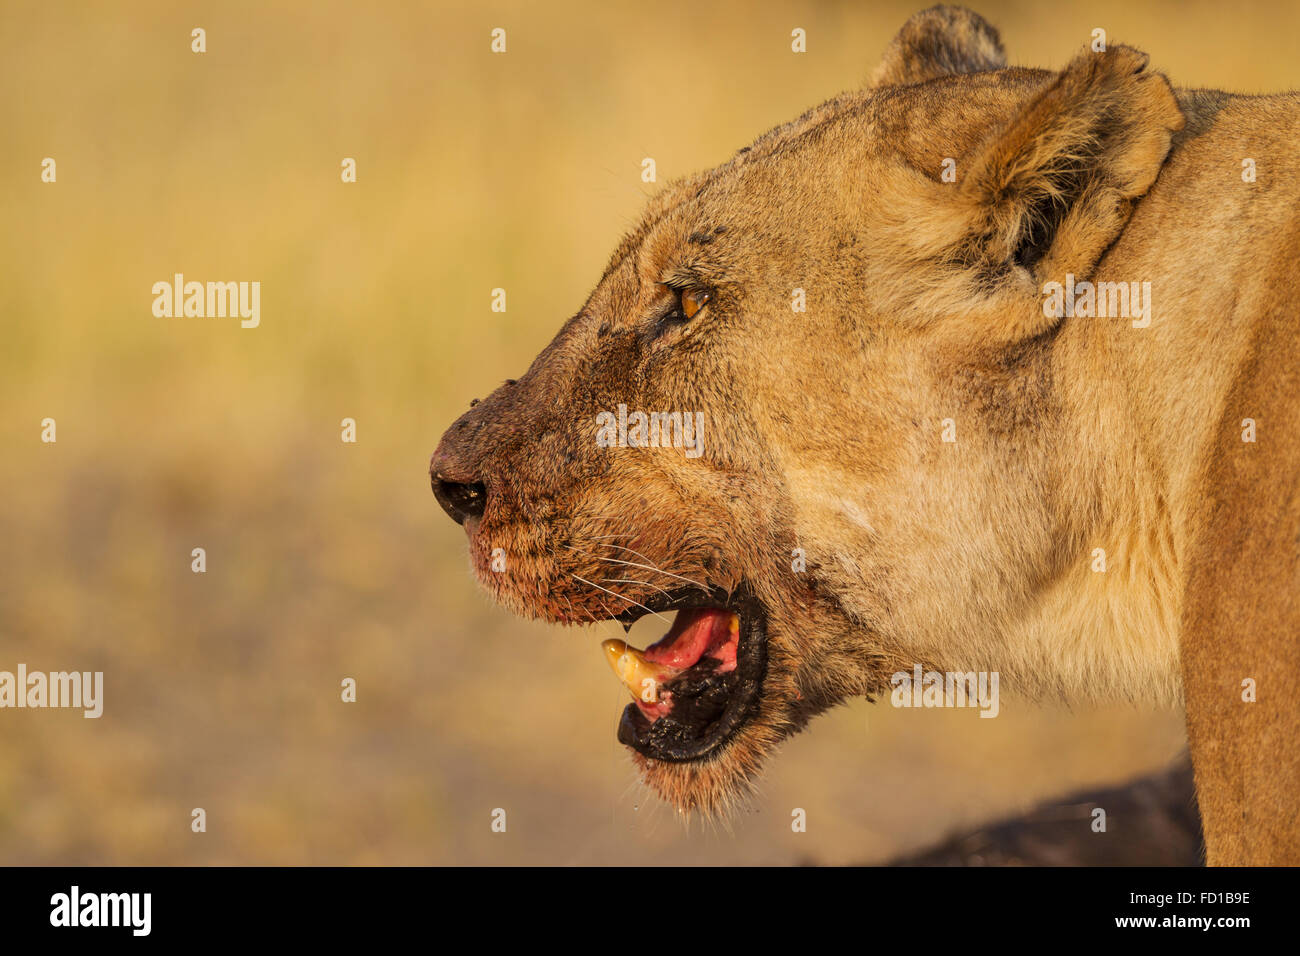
[431,6,1300,862]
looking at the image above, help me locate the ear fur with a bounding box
[870,5,1006,88]
[958,45,1185,286]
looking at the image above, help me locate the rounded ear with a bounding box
[958,45,1185,288]
[869,5,1006,88]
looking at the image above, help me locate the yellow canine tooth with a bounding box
[601,639,674,703]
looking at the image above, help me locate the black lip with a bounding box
[613,585,768,762]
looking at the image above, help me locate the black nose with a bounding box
[431,473,487,524]
[431,405,493,525]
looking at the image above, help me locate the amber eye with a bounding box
[681,288,711,320]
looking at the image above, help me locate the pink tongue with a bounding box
[643,608,734,670]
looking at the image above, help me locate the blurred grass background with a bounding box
[2,0,1292,864]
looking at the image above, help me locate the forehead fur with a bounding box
[597,68,1059,303]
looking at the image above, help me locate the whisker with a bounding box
[602,577,675,600]
[588,554,708,592]
[572,575,672,624]
[593,541,662,568]
[563,543,708,592]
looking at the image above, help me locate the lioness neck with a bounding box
[1014,90,1300,706]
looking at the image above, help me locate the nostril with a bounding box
[433,476,487,525]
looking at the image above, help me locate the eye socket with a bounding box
[680,288,710,320]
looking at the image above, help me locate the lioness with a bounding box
[430,5,1300,865]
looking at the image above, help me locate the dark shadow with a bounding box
[884,757,1202,866]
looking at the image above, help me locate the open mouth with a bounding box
[600,587,767,762]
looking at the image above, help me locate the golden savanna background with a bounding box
[2,0,1294,864]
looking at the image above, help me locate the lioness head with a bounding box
[429,6,1184,815]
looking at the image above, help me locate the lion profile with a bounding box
[432,5,1300,865]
